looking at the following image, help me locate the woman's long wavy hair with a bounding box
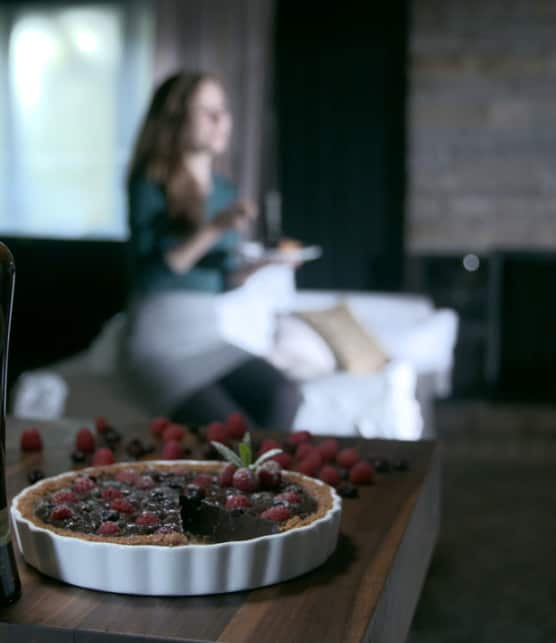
[128,71,220,230]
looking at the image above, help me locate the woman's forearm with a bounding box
[164,222,222,273]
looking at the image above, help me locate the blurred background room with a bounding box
[1,0,555,641]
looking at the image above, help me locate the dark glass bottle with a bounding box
[0,242,21,606]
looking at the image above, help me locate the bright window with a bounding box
[0,2,154,239]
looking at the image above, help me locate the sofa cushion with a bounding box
[295,303,389,374]
[269,314,337,380]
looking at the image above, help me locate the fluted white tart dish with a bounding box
[10,460,342,596]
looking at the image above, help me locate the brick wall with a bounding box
[408,0,556,252]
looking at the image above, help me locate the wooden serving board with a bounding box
[1,418,439,643]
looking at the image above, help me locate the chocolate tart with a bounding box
[11,461,342,595]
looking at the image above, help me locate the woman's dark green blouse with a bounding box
[128,173,240,295]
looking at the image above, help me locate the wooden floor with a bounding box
[409,399,556,643]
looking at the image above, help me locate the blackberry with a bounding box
[336,482,359,498]
[71,450,86,463]
[101,510,120,522]
[27,469,45,484]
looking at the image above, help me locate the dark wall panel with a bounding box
[274,1,408,291]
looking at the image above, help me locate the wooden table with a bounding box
[1,418,440,643]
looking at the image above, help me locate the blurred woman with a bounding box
[122,71,302,429]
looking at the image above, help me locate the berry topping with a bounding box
[95,417,110,433]
[226,411,248,440]
[336,448,361,469]
[206,421,228,444]
[257,461,282,490]
[258,438,282,454]
[225,494,250,509]
[318,465,341,487]
[92,448,115,466]
[135,475,154,490]
[219,463,237,487]
[52,490,77,504]
[115,469,138,484]
[136,512,160,526]
[162,423,186,442]
[349,461,376,485]
[274,491,301,505]
[193,473,213,489]
[268,452,293,469]
[27,469,45,485]
[111,498,135,514]
[150,416,170,436]
[73,476,96,493]
[101,487,123,500]
[162,440,184,460]
[20,428,42,452]
[75,427,96,453]
[97,521,120,535]
[49,505,73,521]
[318,438,340,462]
[261,505,291,522]
[232,467,258,493]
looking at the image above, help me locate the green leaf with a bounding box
[253,448,283,468]
[210,441,243,468]
[239,441,252,467]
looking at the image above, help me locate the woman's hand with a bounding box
[211,200,257,232]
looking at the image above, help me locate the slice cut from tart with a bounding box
[14,461,335,546]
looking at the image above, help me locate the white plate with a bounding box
[11,461,342,596]
[240,242,322,264]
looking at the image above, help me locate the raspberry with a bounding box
[136,511,160,526]
[193,473,213,489]
[97,521,120,535]
[232,467,258,493]
[286,431,312,447]
[135,475,154,490]
[274,491,301,504]
[20,428,42,452]
[162,440,184,460]
[258,438,282,454]
[261,506,291,522]
[319,465,341,487]
[101,487,123,500]
[225,494,250,509]
[115,469,138,484]
[73,476,96,493]
[295,451,323,477]
[92,448,115,466]
[206,421,228,444]
[150,416,170,436]
[226,411,248,440]
[337,481,359,498]
[95,417,110,433]
[162,423,186,442]
[257,461,282,490]
[336,448,361,469]
[49,505,73,521]
[349,461,376,485]
[219,463,237,487]
[111,498,135,514]
[295,442,314,461]
[75,427,96,453]
[318,438,340,462]
[268,452,292,469]
[52,490,77,504]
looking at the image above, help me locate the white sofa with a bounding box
[11,266,458,440]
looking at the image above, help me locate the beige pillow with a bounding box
[295,303,389,374]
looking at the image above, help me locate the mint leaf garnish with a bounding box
[254,449,283,468]
[210,441,243,468]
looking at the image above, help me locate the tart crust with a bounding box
[16,461,334,547]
